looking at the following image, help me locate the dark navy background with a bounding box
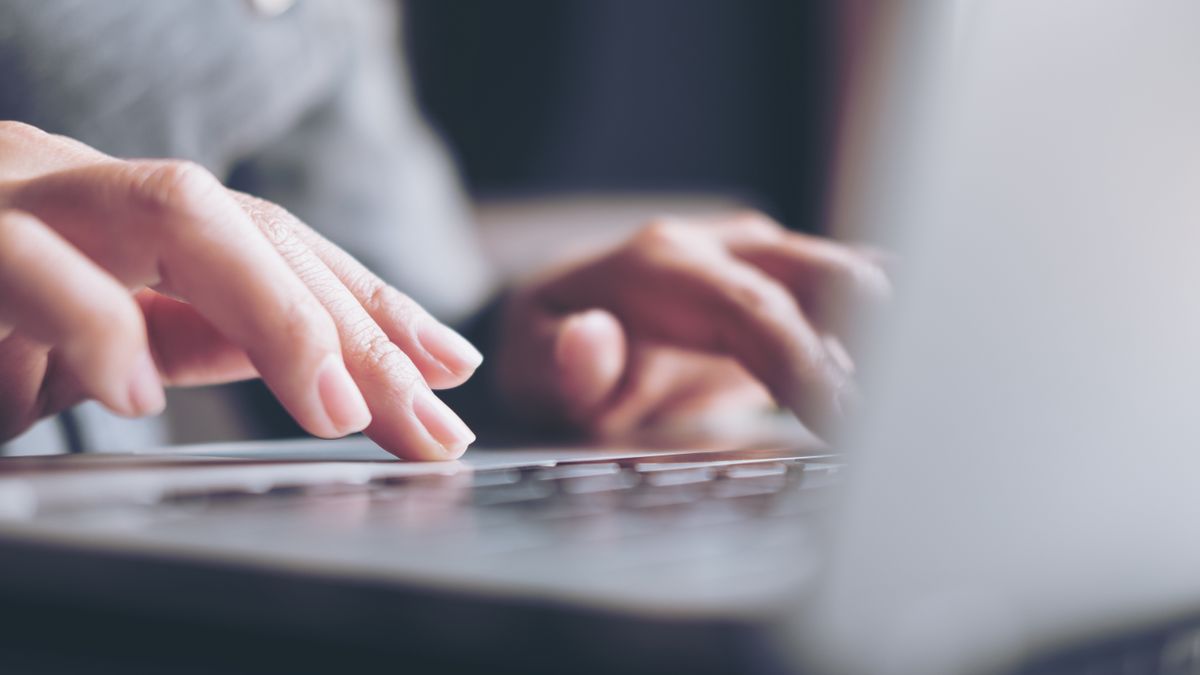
[406,0,840,231]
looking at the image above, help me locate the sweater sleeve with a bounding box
[222,2,497,324]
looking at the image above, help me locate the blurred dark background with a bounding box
[404,0,841,232]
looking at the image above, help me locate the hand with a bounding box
[0,122,479,459]
[495,212,889,437]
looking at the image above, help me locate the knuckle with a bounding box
[362,281,422,328]
[288,254,335,289]
[127,160,221,223]
[631,218,708,263]
[276,296,335,348]
[635,217,690,250]
[357,331,420,387]
[237,198,320,277]
[240,196,295,247]
[0,120,48,144]
[728,210,780,238]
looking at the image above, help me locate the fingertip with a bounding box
[416,320,483,389]
[412,388,475,458]
[315,355,372,437]
[55,321,162,420]
[554,309,627,414]
[125,351,166,417]
[555,309,624,367]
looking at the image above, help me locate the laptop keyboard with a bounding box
[155,450,841,527]
[466,457,835,516]
[0,448,840,600]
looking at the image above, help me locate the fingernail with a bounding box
[317,356,372,435]
[413,388,475,457]
[127,351,165,416]
[417,321,483,374]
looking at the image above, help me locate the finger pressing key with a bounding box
[12,161,370,438]
[233,193,483,391]
[230,193,474,459]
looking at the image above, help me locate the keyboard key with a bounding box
[637,466,716,486]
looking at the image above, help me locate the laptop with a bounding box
[3,1,1200,673]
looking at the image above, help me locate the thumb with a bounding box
[551,308,627,422]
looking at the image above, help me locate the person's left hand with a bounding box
[494,212,889,438]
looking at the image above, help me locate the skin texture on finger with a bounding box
[232,192,482,391]
[9,161,369,440]
[0,209,162,418]
[229,194,474,459]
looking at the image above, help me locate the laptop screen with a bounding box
[802,2,1200,672]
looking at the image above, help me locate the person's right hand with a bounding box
[0,121,481,459]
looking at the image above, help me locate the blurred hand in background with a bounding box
[496,212,889,438]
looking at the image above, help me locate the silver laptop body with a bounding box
[806,1,1200,673]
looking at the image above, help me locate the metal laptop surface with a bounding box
[0,434,831,615]
[803,1,1200,673]
[0,433,832,675]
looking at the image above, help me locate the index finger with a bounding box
[11,160,373,439]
